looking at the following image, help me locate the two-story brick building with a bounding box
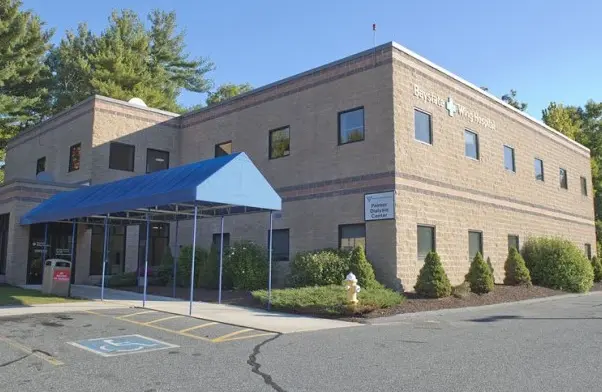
[0,41,595,290]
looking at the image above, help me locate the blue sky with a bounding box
[24,0,602,118]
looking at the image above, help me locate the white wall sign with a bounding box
[364,191,395,221]
[413,84,496,130]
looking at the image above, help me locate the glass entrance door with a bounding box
[27,223,77,284]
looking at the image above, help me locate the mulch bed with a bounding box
[119,282,602,320]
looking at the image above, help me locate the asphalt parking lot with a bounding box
[0,308,279,392]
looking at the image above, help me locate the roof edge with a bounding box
[93,95,181,118]
[181,42,394,119]
[390,41,590,154]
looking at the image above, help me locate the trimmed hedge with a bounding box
[503,247,531,286]
[414,251,452,298]
[522,237,593,293]
[288,247,379,289]
[591,256,602,283]
[223,241,268,290]
[107,272,137,288]
[466,252,494,294]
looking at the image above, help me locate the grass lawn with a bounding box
[252,284,404,317]
[0,284,82,306]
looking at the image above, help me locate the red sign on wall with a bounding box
[53,270,71,282]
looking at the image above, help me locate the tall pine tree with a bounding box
[0,0,53,149]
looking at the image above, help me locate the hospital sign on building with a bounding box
[365,191,395,221]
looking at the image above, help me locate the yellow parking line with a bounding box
[0,336,64,366]
[212,329,252,343]
[217,332,277,343]
[143,315,182,325]
[84,310,211,342]
[115,310,156,320]
[178,322,218,333]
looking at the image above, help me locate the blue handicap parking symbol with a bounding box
[68,334,178,357]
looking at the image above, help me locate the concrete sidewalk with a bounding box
[11,284,358,334]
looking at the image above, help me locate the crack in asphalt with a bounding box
[0,349,49,368]
[247,333,287,392]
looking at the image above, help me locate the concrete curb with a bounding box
[367,290,602,324]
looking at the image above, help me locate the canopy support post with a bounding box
[42,223,48,264]
[143,211,150,307]
[267,211,273,311]
[218,216,225,304]
[189,204,198,316]
[173,217,179,298]
[101,215,109,301]
[69,219,76,296]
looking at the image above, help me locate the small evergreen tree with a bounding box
[503,247,531,286]
[414,252,452,298]
[592,256,602,283]
[486,256,495,282]
[466,252,494,294]
[349,245,378,289]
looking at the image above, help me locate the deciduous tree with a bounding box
[206,83,253,106]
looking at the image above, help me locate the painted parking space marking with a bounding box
[68,334,178,357]
[84,310,277,344]
[178,322,218,333]
[143,315,182,325]
[0,336,64,366]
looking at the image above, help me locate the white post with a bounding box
[268,211,273,311]
[189,204,198,315]
[101,215,109,301]
[218,215,225,304]
[143,212,150,307]
[173,218,179,298]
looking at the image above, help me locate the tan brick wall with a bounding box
[91,100,180,184]
[392,47,596,290]
[5,100,95,184]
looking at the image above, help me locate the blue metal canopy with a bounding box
[20,152,281,225]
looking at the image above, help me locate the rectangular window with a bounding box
[212,233,231,250]
[0,214,8,275]
[90,225,126,275]
[338,107,365,145]
[468,231,483,261]
[414,109,432,144]
[534,158,544,181]
[560,168,568,189]
[339,224,366,251]
[504,145,515,172]
[268,229,290,262]
[36,157,46,175]
[585,244,592,260]
[109,142,135,172]
[138,223,169,268]
[417,225,435,262]
[581,176,588,196]
[269,126,290,159]
[146,148,169,173]
[508,235,520,252]
[68,143,81,172]
[215,141,232,157]
[464,130,479,159]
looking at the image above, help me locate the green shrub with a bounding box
[177,246,209,287]
[414,251,452,298]
[223,241,268,290]
[452,281,470,299]
[522,237,593,293]
[107,272,137,288]
[466,252,494,294]
[289,249,348,287]
[157,247,175,286]
[197,246,221,289]
[349,245,378,289]
[503,248,531,286]
[591,256,602,283]
[251,284,404,316]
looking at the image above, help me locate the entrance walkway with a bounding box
[28,285,359,334]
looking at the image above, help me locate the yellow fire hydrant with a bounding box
[345,272,361,304]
